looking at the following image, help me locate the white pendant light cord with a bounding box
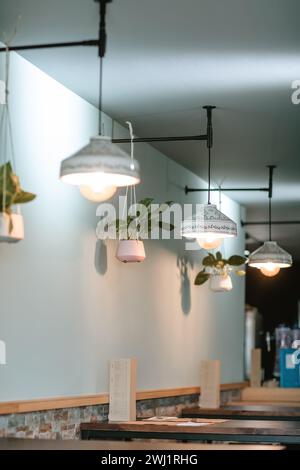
[1,44,17,213]
[126,121,137,207]
[120,121,138,239]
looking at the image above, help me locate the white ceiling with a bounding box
[1,0,300,257]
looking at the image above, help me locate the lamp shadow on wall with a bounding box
[177,254,194,316]
[95,240,108,275]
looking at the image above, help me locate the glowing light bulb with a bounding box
[197,236,223,250]
[260,263,281,277]
[79,184,117,202]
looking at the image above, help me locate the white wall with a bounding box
[0,51,245,401]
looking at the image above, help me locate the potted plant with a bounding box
[114,198,174,263]
[0,162,36,243]
[194,251,246,292]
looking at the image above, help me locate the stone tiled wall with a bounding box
[0,389,240,440]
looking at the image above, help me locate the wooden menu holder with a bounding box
[199,360,221,409]
[250,348,262,388]
[108,358,137,422]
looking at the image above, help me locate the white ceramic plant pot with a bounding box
[116,240,146,263]
[209,274,232,292]
[0,213,24,243]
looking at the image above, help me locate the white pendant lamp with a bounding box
[181,106,237,244]
[181,204,237,240]
[60,136,140,189]
[59,0,140,200]
[249,241,292,274]
[248,166,292,276]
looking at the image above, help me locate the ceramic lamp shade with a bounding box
[60,136,140,188]
[249,241,292,269]
[181,204,237,240]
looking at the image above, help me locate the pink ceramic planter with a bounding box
[0,213,24,243]
[116,240,146,263]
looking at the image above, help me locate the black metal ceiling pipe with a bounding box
[185,186,269,194]
[0,1,113,53]
[242,221,300,226]
[0,40,99,53]
[112,134,208,144]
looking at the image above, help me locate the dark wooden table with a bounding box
[182,404,300,421]
[80,418,300,445]
[0,438,284,451]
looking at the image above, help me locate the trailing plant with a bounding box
[111,197,174,240]
[0,162,36,231]
[194,251,246,286]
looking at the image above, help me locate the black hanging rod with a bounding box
[185,186,269,194]
[0,39,99,53]
[242,220,300,226]
[113,105,214,144]
[112,134,208,144]
[185,165,274,195]
[0,0,113,53]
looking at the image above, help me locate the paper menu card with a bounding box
[108,358,136,422]
[199,360,221,409]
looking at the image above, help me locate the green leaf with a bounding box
[0,162,36,212]
[13,190,36,204]
[202,252,217,266]
[228,255,246,266]
[216,251,222,261]
[139,198,154,208]
[202,256,213,266]
[194,270,210,286]
[158,221,175,231]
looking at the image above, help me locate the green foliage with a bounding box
[0,162,36,213]
[227,255,247,266]
[194,251,246,287]
[194,269,210,286]
[114,198,174,239]
[0,162,36,232]
[201,251,246,268]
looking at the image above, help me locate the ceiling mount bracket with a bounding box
[95,0,113,58]
[203,105,216,149]
[0,0,114,53]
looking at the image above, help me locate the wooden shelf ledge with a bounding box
[0,382,248,415]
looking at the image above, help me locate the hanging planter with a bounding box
[0,212,24,243]
[116,240,146,263]
[112,197,174,264]
[194,251,246,293]
[0,162,36,243]
[209,273,233,292]
[0,48,36,243]
[100,122,174,264]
